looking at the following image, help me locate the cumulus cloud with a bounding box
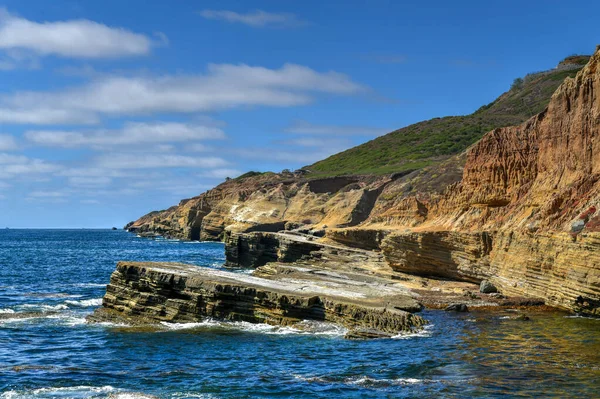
[284,120,389,136]
[0,8,156,59]
[0,64,364,124]
[199,10,300,28]
[0,153,61,178]
[0,134,17,150]
[94,153,228,169]
[0,108,98,124]
[25,122,226,148]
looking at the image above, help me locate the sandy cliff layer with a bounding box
[126,46,600,316]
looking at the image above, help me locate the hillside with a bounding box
[307,57,590,176]
[126,46,600,316]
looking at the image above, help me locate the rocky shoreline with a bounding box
[96,47,600,334]
[90,231,553,338]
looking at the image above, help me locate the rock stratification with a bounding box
[122,46,600,318]
[90,261,426,338]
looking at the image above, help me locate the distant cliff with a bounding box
[127,47,600,316]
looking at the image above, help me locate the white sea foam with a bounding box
[44,314,88,326]
[95,321,132,328]
[392,324,434,339]
[346,376,428,387]
[293,374,428,387]
[73,283,107,288]
[107,393,159,399]
[65,298,103,307]
[1,385,116,399]
[18,303,69,311]
[0,312,87,327]
[0,308,15,314]
[564,315,600,320]
[171,393,219,399]
[159,319,347,336]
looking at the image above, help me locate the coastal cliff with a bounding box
[117,47,600,321]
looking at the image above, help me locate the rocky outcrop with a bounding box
[380,230,600,314]
[90,261,426,338]
[122,46,600,318]
[381,231,494,283]
[126,174,391,241]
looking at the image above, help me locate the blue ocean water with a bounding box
[0,229,599,399]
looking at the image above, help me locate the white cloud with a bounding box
[233,147,344,165]
[80,199,100,204]
[0,134,17,150]
[26,190,70,203]
[68,176,112,187]
[28,190,67,198]
[0,153,61,178]
[0,64,364,124]
[58,168,134,178]
[0,8,156,59]
[199,10,300,28]
[0,108,98,125]
[200,168,243,179]
[184,143,213,152]
[26,122,226,148]
[94,153,228,169]
[284,120,389,136]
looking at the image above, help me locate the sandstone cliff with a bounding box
[126,46,600,316]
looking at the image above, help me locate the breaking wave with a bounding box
[159,319,348,336]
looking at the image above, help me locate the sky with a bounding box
[0,0,598,228]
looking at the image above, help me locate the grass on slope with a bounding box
[307,57,589,177]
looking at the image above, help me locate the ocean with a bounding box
[0,229,598,398]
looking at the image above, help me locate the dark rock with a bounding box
[345,328,393,339]
[445,303,469,312]
[514,314,530,321]
[480,280,498,294]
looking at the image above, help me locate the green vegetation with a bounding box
[307,56,589,177]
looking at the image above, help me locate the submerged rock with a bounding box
[445,303,469,312]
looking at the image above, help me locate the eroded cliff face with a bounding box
[127,173,393,241]
[370,47,600,314]
[127,46,600,316]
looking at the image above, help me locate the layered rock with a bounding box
[126,174,392,241]
[122,46,600,317]
[90,261,426,338]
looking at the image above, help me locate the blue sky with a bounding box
[0,0,598,228]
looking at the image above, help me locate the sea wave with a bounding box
[293,374,429,388]
[65,298,103,307]
[18,303,69,311]
[0,308,15,314]
[0,312,87,327]
[159,319,347,336]
[73,283,107,288]
[391,324,434,339]
[0,385,116,399]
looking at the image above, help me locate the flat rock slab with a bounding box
[89,261,426,339]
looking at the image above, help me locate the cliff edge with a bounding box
[124,46,600,316]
